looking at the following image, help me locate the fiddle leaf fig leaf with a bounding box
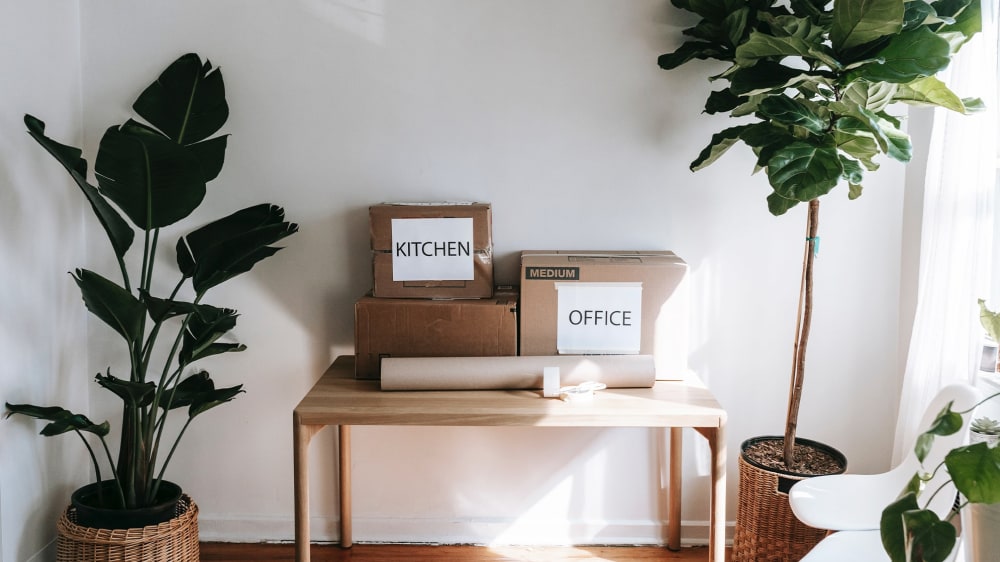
[658,41,729,69]
[758,96,828,135]
[894,76,967,113]
[848,183,863,200]
[690,125,752,171]
[934,0,982,52]
[735,30,840,69]
[946,442,1000,503]
[852,27,952,83]
[839,156,864,185]
[765,140,843,202]
[831,0,904,52]
[72,269,145,344]
[24,115,135,259]
[4,403,110,437]
[766,191,800,216]
[730,61,814,96]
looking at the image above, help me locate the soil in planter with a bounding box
[744,438,845,475]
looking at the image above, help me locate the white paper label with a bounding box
[555,282,642,354]
[391,217,474,281]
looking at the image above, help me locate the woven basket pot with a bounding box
[56,494,199,562]
[732,436,847,562]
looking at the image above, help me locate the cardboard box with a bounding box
[354,288,518,379]
[519,251,689,379]
[370,202,494,298]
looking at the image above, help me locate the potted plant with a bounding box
[658,0,981,558]
[4,52,297,545]
[881,389,1000,562]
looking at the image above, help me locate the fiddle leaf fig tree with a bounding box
[659,0,981,468]
[4,53,298,510]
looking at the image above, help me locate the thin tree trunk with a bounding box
[784,199,820,467]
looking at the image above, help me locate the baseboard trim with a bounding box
[198,515,735,546]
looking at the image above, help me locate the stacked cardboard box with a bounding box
[355,203,517,379]
[519,251,689,380]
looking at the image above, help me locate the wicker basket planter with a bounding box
[732,436,846,562]
[56,494,199,562]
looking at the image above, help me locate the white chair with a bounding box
[789,383,981,561]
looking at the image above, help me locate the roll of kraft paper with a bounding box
[380,355,655,391]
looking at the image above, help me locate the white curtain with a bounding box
[892,4,999,465]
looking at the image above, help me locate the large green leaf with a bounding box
[690,125,752,171]
[4,403,110,437]
[176,204,298,294]
[24,115,135,259]
[180,305,245,365]
[95,371,156,407]
[72,269,145,344]
[881,491,919,562]
[933,0,982,51]
[757,95,828,134]
[95,122,206,230]
[842,80,898,113]
[913,401,963,462]
[765,140,843,201]
[945,442,1000,503]
[162,371,244,418]
[901,509,958,562]
[894,75,969,113]
[735,30,841,69]
[831,0,904,52]
[658,41,730,69]
[766,191,801,215]
[852,27,952,83]
[132,53,228,145]
[730,61,824,96]
[834,123,881,171]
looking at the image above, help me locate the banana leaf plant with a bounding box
[659,0,982,468]
[881,389,1000,562]
[4,53,297,510]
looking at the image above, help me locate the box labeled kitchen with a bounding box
[370,202,493,298]
[354,288,517,379]
[519,251,689,379]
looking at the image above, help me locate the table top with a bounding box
[295,356,726,428]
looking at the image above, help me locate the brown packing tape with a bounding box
[380,355,656,391]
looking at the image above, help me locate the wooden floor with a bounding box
[200,543,728,561]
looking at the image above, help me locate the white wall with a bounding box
[4,0,909,553]
[0,2,87,561]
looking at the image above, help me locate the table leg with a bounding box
[696,425,727,562]
[339,425,353,548]
[668,427,683,551]
[294,414,323,562]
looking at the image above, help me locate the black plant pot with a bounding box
[70,480,183,529]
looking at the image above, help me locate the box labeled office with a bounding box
[354,288,518,379]
[370,202,493,298]
[519,251,688,379]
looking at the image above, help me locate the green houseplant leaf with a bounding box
[72,269,145,345]
[830,0,904,52]
[945,442,1000,503]
[24,115,135,262]
[176,203,298,294]
[4,404,110,437]
[95,121,207,230]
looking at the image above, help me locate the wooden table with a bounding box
[293,356,727,562]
